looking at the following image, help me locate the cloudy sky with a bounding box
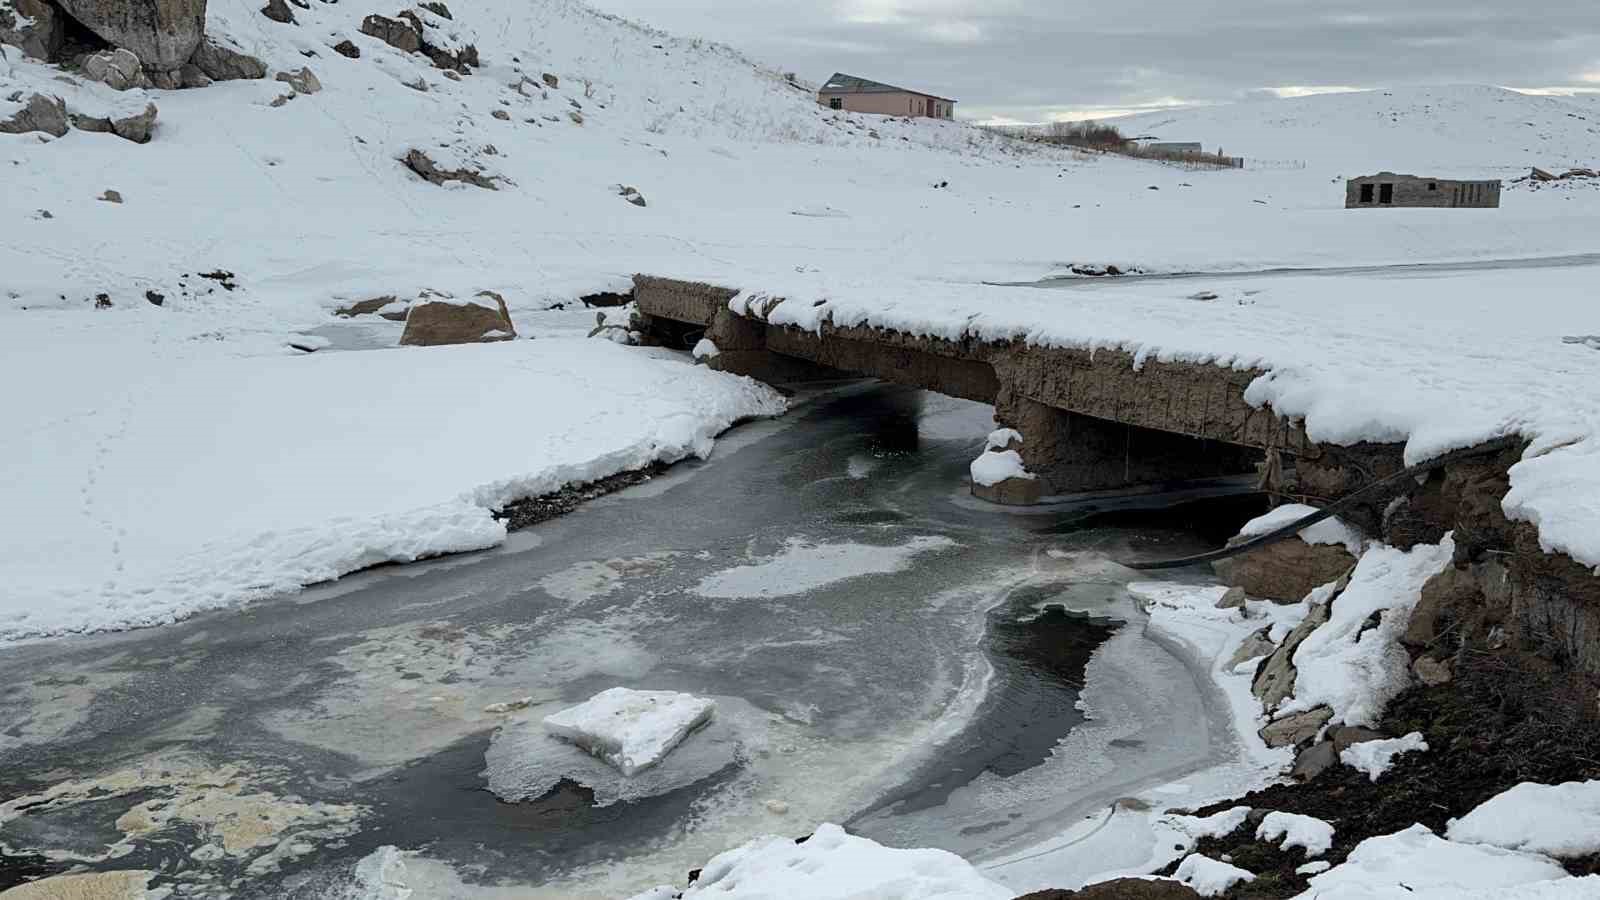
[588,0,1600,122]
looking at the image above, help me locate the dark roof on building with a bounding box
[818,73,955,103]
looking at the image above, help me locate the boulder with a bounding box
[260,0,293,23]
[1213,536,1355,604]
[70,101,158,143]
[1251,599,1329,711]
[1016,880,1202,900]
[1291,740,1338,781]
[401,148,497,189]
[398,289,515,346]
[332,38,360,58]
[99,188,122,202]
[1225,627,1276,671]
[82,48,149,91]
[190,37,268,81]
[0,91,68,137]
[146,68,181,89]
[178,63,211,88]
[53,0,206,71]
[0,0,63,61]
[274,66,321,94]
[540,72,557,88]
[1259,705,1332,748]
[1330,725,1384,754]
[359,13,419,53]
[1215,587,1247,610]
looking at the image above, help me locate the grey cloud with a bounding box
[591,1,1600,120]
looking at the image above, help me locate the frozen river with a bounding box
[0,384,1257,898]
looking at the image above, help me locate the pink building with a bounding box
[817,73,956,119]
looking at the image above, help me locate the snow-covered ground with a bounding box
[6,0,1600,638]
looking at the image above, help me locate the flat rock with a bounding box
[1251,600,1330,710]
[1260,705,1333,748]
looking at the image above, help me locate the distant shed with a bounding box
[817,73,955,119]
[1346,172,1501,209]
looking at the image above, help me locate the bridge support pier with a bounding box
[998,395,1262,497]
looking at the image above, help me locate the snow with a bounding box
[1256,811,1335,857]
[985,428,1022,450]
[0,338,784,642]
[1164,806,1252,840]
[969,449,1033,487]
[1340,731,1429,782]
[691,535,955,599]
[1447,780,1600,859]
[692,337,720,359]
[542,687,715,776]
[626,823,1012,900]
[1295,860,1331,875]
[1174,854,1255,897]
[1237,503,1365,555]
[1296,823,1571,900]
[1280,538,1454,727]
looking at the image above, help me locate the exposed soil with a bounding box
[1157,648,1600,898]
[493,463,668,531]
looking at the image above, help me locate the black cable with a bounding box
[1124,435,1521,571]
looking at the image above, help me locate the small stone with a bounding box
[94,293,112,308]
[110,102,158,143]
[483,696,533,714]
[144,290,164,306]
[1413,656,1453,686]
[332,40,361,59]
[541,72,558,88]
[491,108,509,120]
[269,94,292,108]
[36,209,53,219]
[99,189,123,203]
[442,69,461,81]
[1215,587,1247,609]
[764,799,789,815]
[567,110,583,125]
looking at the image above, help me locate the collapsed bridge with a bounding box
[632,274,1600,675]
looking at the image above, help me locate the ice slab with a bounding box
[543,687,716,776]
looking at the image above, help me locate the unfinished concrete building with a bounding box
[1346,173,1501,209]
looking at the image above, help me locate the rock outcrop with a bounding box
[0,0,63,60]
[1213,536,1356,603]
[0,91,68,137]
[53,0,207,70]
[398,289,515,346]
[401,148,497,189]
[359,8,476,73]
[1017,879,1203,900]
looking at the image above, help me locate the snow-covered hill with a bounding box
[4,0,1600,639]
[1114,84,1600,174]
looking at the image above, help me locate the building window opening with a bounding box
[1379,183,1394,204]
[1428,182,1438,191]
[829,97,842,110]
[1359,184,1375,203]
